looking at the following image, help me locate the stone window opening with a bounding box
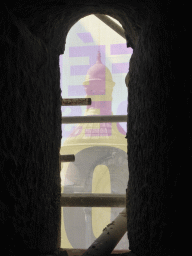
[59,14,132,254]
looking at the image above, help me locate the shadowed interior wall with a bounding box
[127,3,189,256]
[127,13,179,256]
[0,8,61,255]
[0,1,189,256]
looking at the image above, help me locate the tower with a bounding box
[60,51,128,249]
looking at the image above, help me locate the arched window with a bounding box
[59,14,133,251]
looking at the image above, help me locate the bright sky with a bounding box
[60,15,130,249]
[59,14,133,144]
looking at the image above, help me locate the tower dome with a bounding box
[60,50,126,153]
[84,51,114,83]
[83,51,115,97]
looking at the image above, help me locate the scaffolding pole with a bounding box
[60,155,75,162]
[62,98,91,106]
[61,193,126,207]
[62,115,127,124]
[82,208,127,256]
[94,14,126,39]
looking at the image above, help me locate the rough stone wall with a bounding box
[0,1,189,256]
[127,7,188,256]
[0,8,61,255]
[10,0,147,53]
[1,2,141,254]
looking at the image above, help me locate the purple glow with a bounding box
[70,65,90,76]
[62,124,76,138]
[82,51,106,96]
[116,100,127,135]
[116,123,126,135]
[85,129,111,137]
[87,101,111,115]
[84,79,106,96]
[68,85,86,97]
[116,100,128,115]
[61,105,82,116]
[85,101,112,136]
[110,44,133,55]
[61,43,131,141]
[85,123,112,137]
[112,63,129,74]
[69,45,105,76]
[77,33,93,43]
[69,126,83,137]
[62,106,82,139]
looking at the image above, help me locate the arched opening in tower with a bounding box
[59,14,132,250]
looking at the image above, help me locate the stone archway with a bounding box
[59,9,137,249]
[2,2,159,255]
[58,7,138,251]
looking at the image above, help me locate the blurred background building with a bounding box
[59,15,133,249]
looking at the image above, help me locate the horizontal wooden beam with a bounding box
[62,115,127,124]
[61,193,126,207]
[60,155,75,162]
[62,98,91,106]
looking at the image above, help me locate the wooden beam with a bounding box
[61,193,126,207]
[62,115,127,124]
[82,208,127,256]
[62,98,91,106]
[60,155,75,162]
[94,14,126,39]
